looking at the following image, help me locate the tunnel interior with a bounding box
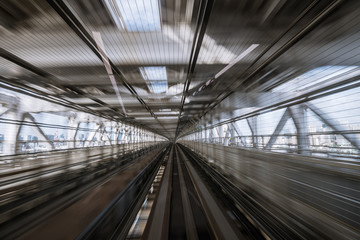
[0,0,359,239]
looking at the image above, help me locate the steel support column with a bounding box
[289,105,310,155]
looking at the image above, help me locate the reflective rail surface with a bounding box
[143,144,263,240]
[179,141,360,239]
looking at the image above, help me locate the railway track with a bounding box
[2,143,272,239]
[141,144,264,240]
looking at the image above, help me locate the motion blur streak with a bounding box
[0,0,359,239]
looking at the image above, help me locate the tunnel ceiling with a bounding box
[1,0,359,140]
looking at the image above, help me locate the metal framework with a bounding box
[0,90,165,156]
[182,102,360,158]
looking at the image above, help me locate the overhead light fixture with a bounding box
[140,66,168,93]
[153,111,180,115]
[215,44,259,79]
[135,117,155,120]
[105,0,161,32]
[157,116,179,120]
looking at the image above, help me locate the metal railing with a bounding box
[192,130,360,159]
[0,142,167,226]
[0,141,161,171]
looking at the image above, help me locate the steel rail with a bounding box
[174,147,198,240]
[142,145,174,240]
[176,145,243,239]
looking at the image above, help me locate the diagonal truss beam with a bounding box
[15,113,56,151]
[231,122,246,146]
[306,102,360,150]
[265,108,291,150]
